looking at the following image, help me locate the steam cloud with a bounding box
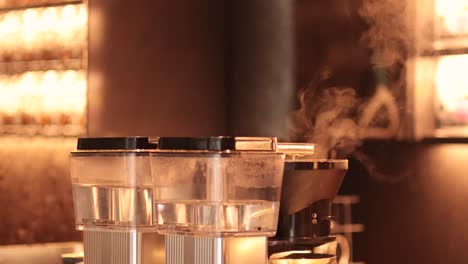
[359,0,410,67]
[290,0,413,183]
[288,87,360,159]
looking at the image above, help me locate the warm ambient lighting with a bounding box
[435,54,468,123]
[0,4,86,60]
[0,3,87,135]
[435,0,468,36]
[0,70,86,128]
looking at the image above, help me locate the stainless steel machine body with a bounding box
[83,229,164,264]
[165,235,267,264]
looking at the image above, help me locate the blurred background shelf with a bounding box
[0,58,84,74]
[421,47,468,56]
[0,0,87,136]
[0,124,85,136]
[0,0,82,11]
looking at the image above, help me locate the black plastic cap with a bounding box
[77,137,157,150]
[158,137,236,151]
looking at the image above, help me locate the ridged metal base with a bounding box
[165,235,267,264]
[83,229,164,264]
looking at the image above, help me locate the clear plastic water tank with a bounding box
[151,137,285,237]
[70,137,157,230]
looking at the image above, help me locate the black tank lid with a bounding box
[77,137,157,150]
[158,137,277,151]
[158,137,235,151]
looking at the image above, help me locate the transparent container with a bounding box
[70,137,157,230]
[151,137,285,237]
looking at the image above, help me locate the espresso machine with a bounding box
[69,137,348,264]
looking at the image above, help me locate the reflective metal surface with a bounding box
[0,242,83,264]
[166,235,267,264]
[83,229,164,264]
[277,143,315,160]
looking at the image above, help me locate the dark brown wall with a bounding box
[87,0,294,138]
[0,137,80,245]
[343,142,468,264]
[295,0,367,92]
[226,1,293,137]
[87,0,226,136]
